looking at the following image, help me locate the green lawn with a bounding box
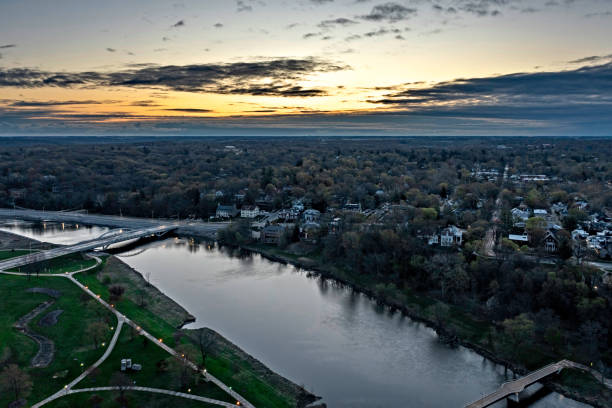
[0,274,115,407]
[8,253,99,275]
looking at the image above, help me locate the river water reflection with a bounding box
[0,221,590,408]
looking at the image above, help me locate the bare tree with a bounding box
[169,344,198,389]
[0,364,33,402]
[110,371,132,403]
[197,329,215,370]
[85,321,108,349]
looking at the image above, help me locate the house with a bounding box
[509,234,529,243]
[344,203,362,213]
[440,225,464,247]
[572,229,589,241]
[240,205,260,218]
[511,207,531,222]
[428,226,463,247]
[300,222,321,243]
[551,202,568,216]
[261,225,285,244]
[533,209,548,217]
[303,209,321,223]
[292,200,305,212]
[328,217,342,234]
[216,204,238,218]
[544,230,559,252]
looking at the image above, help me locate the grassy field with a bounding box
[0,274,115,407]
[58,328,236,406]
[8,253,99,274]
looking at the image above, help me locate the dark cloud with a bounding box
[303,32,321,39]
[568,54,612,64]
[359,2,417,22]
[318,18,358,28]
[0,44,17,49]
[8,100,106,107]
[311,0,334,4]
[165,108,212,113]
[171,19,185,28]
[369,63,612,111]
[364,27,401,37]
[0,58,348,98]
[214,23,224,28]
[106,48,116,52]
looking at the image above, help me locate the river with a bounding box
[0,220,591,408]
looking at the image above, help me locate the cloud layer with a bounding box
[0,58,347,97]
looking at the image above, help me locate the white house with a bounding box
[534,209,548,217]
[572,229,589,241]
[511,207,531,221]
[440,225,464,247]
[303,209,321,223]
[216,204,238,218]
[240,205,260,218]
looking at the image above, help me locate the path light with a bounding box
[110,326,114,331]
[97,294,101,298]
[181,354,185,358]
[158,338,163,343]
[187,388,191,393]
[236,402,241,406]
[85,286,88,289]
[102,342,106,347]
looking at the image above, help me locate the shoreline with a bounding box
[225,241,609,408]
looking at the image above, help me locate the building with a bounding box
[428,225,463,247]
[303,209,321,223]
[509,234,529,244]
[261,225,285,244]
[300,222,321,244]
[216,204,238,218]
[440,225,464,247]
[344,203,362,213]
[544,230,559,252]
[240,205,260,218]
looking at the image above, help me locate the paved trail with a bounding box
[1,252,254,408]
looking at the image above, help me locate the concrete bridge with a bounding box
[0,225,176,271]
[465,360,578,408]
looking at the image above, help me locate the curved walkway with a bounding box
[69,386,240,407]
[13,300,56,368]
[0,253,254,408]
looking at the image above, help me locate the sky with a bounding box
[1,0,612,136]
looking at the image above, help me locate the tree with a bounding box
[110,372,132,403]
[0,364,32,402]
[197,330,215,370]
[503,314,535,351]
[85,321,108,349]
[168,344,198,389]
[109,285,125,301]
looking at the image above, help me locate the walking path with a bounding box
[1,253,254,408]
[13,300,56,368]
[68,386,240,407]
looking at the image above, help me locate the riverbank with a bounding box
[227,241,610,408]
[0,230,320,408]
